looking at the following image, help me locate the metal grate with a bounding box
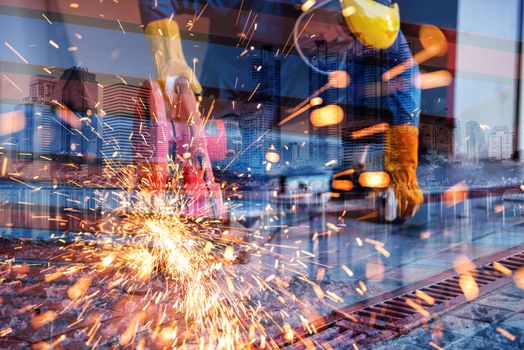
[279,247,524,349]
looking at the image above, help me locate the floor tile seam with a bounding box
[450,309,521,341]
[500,291,524,298]
[448,335,522,349]
[474,301,517,313]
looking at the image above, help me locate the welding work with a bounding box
[0,0,522,349]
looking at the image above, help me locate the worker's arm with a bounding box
[138,0,225,94]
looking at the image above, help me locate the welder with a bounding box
[137,0,423,221]
[340,0,424,221]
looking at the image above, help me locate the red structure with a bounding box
[141,81,226,220]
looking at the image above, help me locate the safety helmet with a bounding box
[340,0,400,49]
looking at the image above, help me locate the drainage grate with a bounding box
[278,246,524,349]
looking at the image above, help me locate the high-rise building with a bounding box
[308,40,342,168]
[27,75,58,104]
[453,119,462,160]
[210,113,242,170]
[283,142,301,166]
[102,83,150,163]
[488,126,513,160]
[53,67,98,111]
[0,103,54,159]
[52,67,102,174]
[17,68,101,168]
[240,47,281,172]
[20,75,57,158]
[419,116,454,158]
[465,121,486,162]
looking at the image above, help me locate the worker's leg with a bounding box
[382,33,424,221]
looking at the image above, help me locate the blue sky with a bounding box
[454,0,520,140]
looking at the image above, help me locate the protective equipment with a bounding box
[144,18,202,94]
[340,0,400,49]
[384,125,423,221]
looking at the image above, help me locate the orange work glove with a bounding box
[144,19,202,94]
[385,125,424,221]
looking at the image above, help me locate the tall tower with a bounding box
[308,40,342,168]
[488,126,513,160]
[27,75,57,104]
[283,142,301,167]
[465,121,485,162]
[453,119,462,161]
[102,83,151,164]
[25,75,57,158]
[240,46,281,173]
[212,113,243,171]
[52,67,101,174]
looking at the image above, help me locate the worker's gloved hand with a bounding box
[385,125,424,221]
[145,19,202,94]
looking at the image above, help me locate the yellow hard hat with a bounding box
[340,0,400,49]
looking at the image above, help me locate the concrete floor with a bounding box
[248,193,523,315]
[372,283,524,349]
[0,192,521,348]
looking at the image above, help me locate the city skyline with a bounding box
[1,58,520,183]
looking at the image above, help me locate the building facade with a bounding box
[308,41,342,168]
[240,47,281,173]
[488,126,514,160]
[102,83,150,163]
[465,121,486,162]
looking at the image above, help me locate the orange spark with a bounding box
[332,180,353,191]
[31,310,57,329]
[415,290,435,305]
[514,267,524,289]
[0,328,12,337]
[328,70,350,89]
[351,123,389,139]
[454,255,475,275]
[496,327,516,341]
[300,0,316,12]
[383,25,447,82]
[405,299,430,318]
[119,312,145,346]
[310,105,344,127]
[358,172,391,189]
[67,277,92,300]
[310,97,323,106]
[443,182,469,207]
[428,342,444,350]
[375,245,390,258]
[459,273,479,301]
[265,151,280,163]
[333,168,355,179]
[493,261,512,277]
[417,70,453,90]
[341,265,354,277]
[1,157,7,176]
